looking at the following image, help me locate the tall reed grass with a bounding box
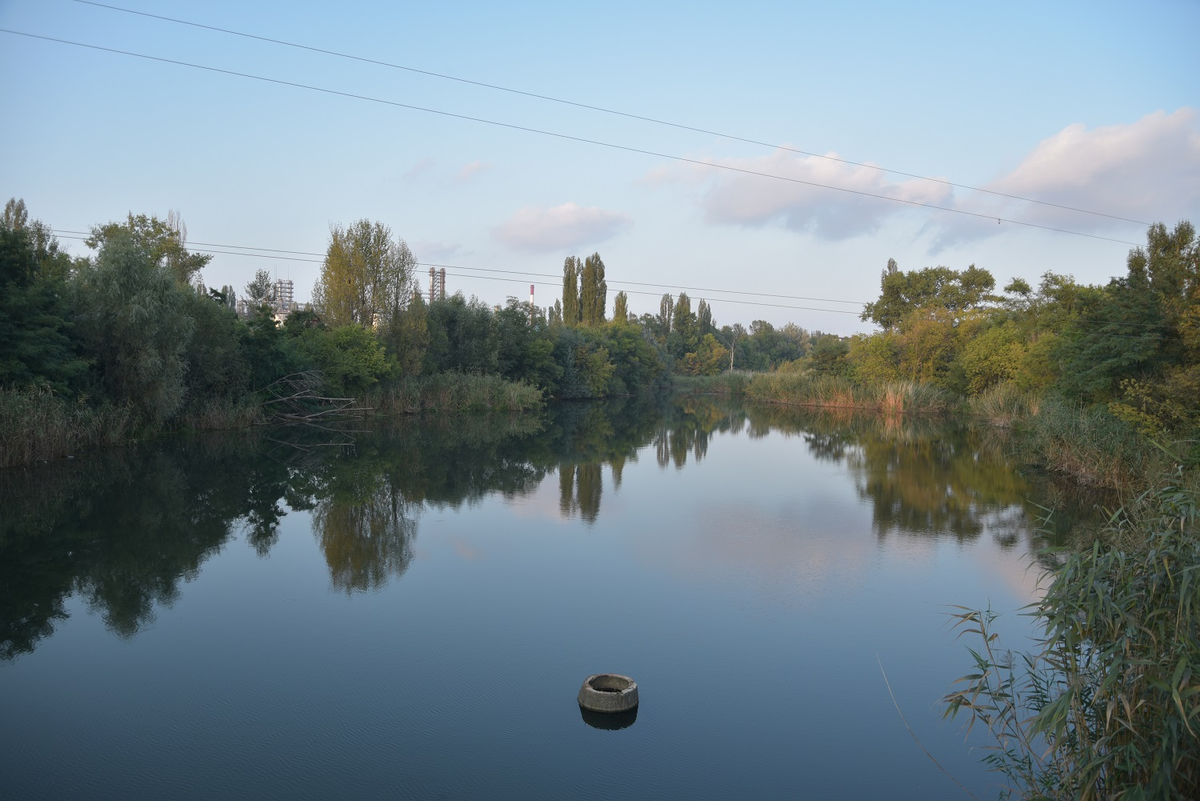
[673,371,753,397]
[744,373,955,415]
[0,387,134,468]
[368,373,544,414]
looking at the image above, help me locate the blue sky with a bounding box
[2,0,1197,334]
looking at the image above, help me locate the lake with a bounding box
[0,397,1103,799]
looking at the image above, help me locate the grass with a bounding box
[367,373,544,414]
[0,386,134,468]
[672,371,754,397]
[744,373,955,415]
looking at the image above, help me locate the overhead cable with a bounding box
[70,0,1152,227]
[4,28,1141,248]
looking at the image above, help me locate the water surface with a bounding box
[0,399,1101,799]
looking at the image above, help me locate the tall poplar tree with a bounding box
[658,293,674,338]
[581,252,607,326]
[612,291,628,324]
[562,256,581,327]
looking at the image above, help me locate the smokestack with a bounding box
[529,284,535,325]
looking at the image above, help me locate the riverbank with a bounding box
[0,373,544,469]
[676,372,1195,493]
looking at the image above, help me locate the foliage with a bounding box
[74,228,196,423]
[0,210,88,395]
[424,293,498,375]
[680,333,729,376]
[580,252,607,326]
[561,255,581,327]
[612,290,629,324]
[180,289,251,410]
[861,261,996,330]
[945,478,1200,800]
[243,268,275,307]
[313,219,416,328]
[289,323,396,398]
[87,211,210,285]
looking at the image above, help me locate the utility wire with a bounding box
[50,230,871,306]
[52,230,1179,334]
[5,28,1142,248]
[70,0,1152,228]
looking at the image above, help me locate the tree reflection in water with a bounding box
[0,396,1111,660]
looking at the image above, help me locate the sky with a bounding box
[1,0,1198,335]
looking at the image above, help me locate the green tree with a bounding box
[561,256,581,327]
[313,220,416,328]
[244,268,275,308]
[0,204,88,394]
[612,290,629,324]
[383,291,430,375]
[862,263,996,330]
[697,299,713,335]
[669,292,698,360]
[580,252,607,326]
[87,211,210,286]
[75,228,196,421]
[681,334,729,376]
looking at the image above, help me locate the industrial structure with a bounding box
[428,267,446,302]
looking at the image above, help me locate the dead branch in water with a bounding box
[259,371,372,425]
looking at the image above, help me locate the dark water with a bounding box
[0,398,1106,800]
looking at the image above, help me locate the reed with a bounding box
[1012,397,1159,490]
[744,373,954,415]
[945,475,1200,800]
[0,387,134,468]
[673,371,753,397]
[368,373,544,414]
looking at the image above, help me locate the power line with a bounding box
[70,0,1152,228]
[52,229,1179,335]
[51,229,872,307]
[4,27,1142,248]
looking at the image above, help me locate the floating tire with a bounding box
[577,673,639,713]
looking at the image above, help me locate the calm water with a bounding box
[0,398,1102,800]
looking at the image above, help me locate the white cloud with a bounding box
[455,160,492,182]
[652,109,1200,251]
[931,108,1200,249]
[493,202,632,252]
[656,148,953,240]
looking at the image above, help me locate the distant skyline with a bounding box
[2,0,1197,334]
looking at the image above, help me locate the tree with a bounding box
[0,205,88,394]
[87,212,210,286]
[561,256,581,327]
[382,290,430,375]
[862,263,996,329]
[313,220,416,328]
[612,291,629,324]
[580,252,607,326]
[74,228,195,421]
[658,293,674,339]
[244,269,275,307]
[697,299,713,335]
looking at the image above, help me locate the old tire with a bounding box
[577,673,639,713]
